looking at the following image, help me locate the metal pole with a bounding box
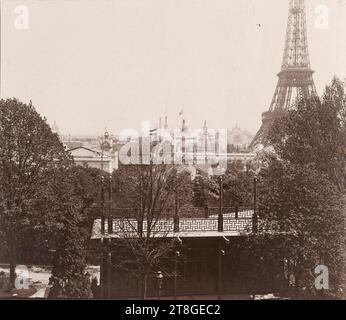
[148,133,153,236]
[139,136,143,237]
[108,175,113,234]
[174,258,177,300]
[100,239,106,299]
[218,176,223,232]
[139,178,143,238]
[148,160,153,236]
[174,174,179,232]
[101,176,105,234]
[157,271,163,300]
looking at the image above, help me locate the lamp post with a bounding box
[108,175,113,234]
[99,134,106,234]
[174,174,179,232]
[174,251,180,300]
[218,175,224,232]
[157,271,163,300]
[100,175,105,234]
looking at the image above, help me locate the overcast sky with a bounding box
[2,0,346,136]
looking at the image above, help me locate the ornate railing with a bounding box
[179,218,219,232]
[92,209,255,239]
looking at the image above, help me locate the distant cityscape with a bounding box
[52,118,256,177]
[55,120,254,153]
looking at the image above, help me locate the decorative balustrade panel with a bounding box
[113,219,138,233]
[143,220,175,234]
[223,218,252,232]
[179,219,219,232]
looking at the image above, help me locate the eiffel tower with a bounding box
[250,0,317,149]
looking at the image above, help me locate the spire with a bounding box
[104,128,109,140]
[100,128,111,152]
[203,120,207,132]
[164,115,168,130]
[182,119,187,132]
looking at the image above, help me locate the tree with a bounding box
[44,165,111,298]
[48,168,92,298]
[18,166,104,266]
[0,99,71,286]
[172,170,194,211]
[258,158,344,298]
[192,168,254,210]
[268,78,346,191]
[222,168,254,209]
[110,163,182,299]
[112,164,194,217]
[0,99,94,297]
[70,166,107,238]
[257,79,346,298]
[192,175,218,207]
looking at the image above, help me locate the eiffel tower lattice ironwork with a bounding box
[250,0,317,149]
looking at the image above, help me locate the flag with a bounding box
[149,128,158,135]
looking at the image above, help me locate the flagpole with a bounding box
[178,109,184,131]
[178,109,185,164]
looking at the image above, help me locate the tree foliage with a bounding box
[192,168,254,209]
[109,164,184,298]
[0,99,92,297]
[258,158,344,297]
[192,175,218,207]
[268,78,346,190]
[258,78,346,298]
[0,99,71,284]
[48,168,92,298]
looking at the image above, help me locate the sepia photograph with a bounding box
[0,0,346,306]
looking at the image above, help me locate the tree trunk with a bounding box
[9,245,17,288]
[143,274,148,300]
[137,279,141,299]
